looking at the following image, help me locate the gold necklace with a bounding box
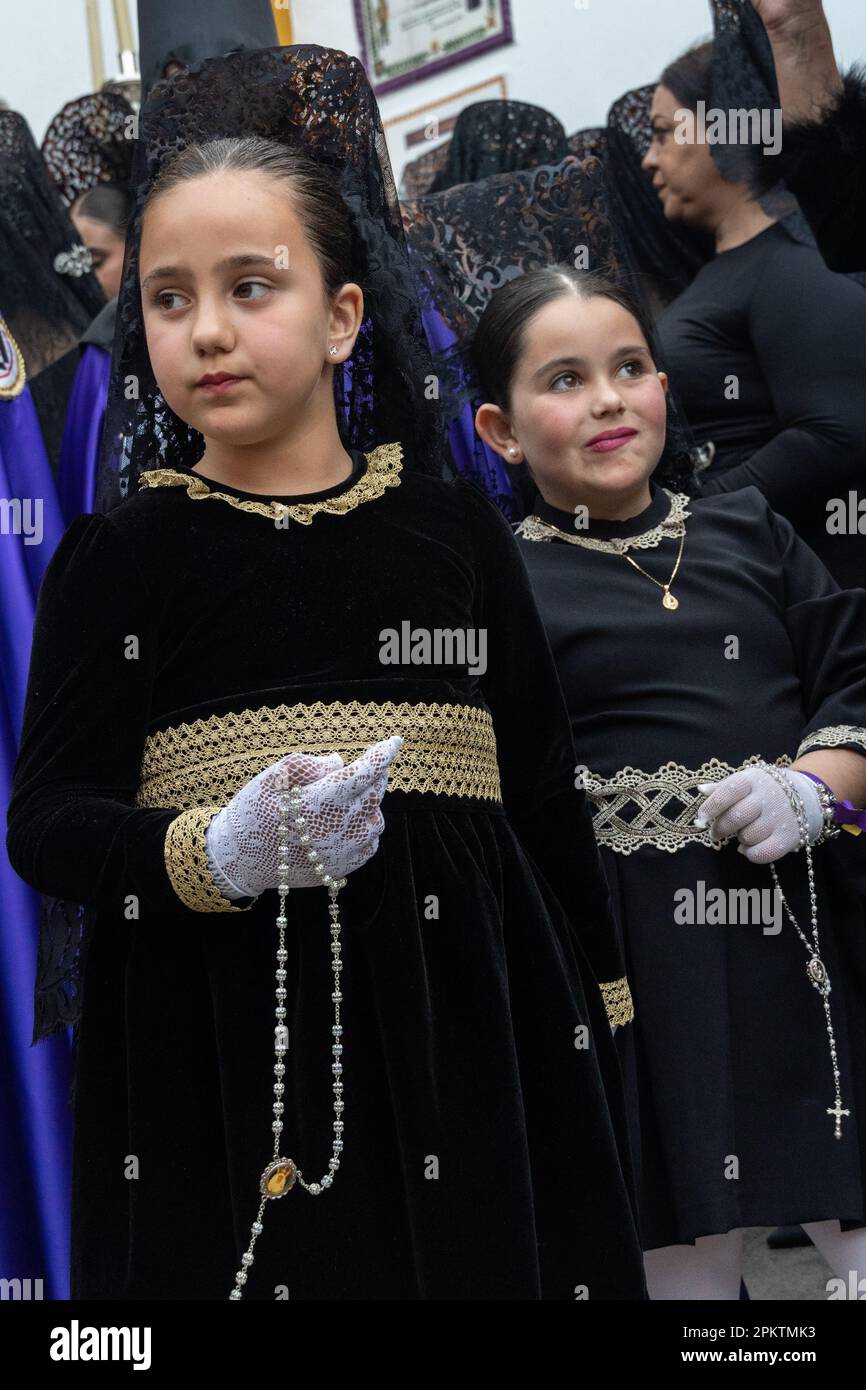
[621,527,686,609]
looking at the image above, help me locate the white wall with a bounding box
[4,0,864,170]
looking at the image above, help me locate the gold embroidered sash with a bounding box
[136,698,502,810]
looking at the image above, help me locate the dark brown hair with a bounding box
[141,135,357,300]
[471,264,658,411]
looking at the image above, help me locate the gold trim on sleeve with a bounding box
[599,976,634,1027]
[797,725,866,758]
[137,441,403,523]
[137,699,502,811]
[164,806,256,913]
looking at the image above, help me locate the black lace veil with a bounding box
[95,43,453,513]
[402,148,700,505]
[41,91,136,210]
[427,99,568,194]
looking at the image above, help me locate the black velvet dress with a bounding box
[654,222,866,589]
[6,441,646,1300]
[516,482,866,1251]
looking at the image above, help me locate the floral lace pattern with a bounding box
[138,441,403,523]
[40,90,134,207]
[516,491,690,554]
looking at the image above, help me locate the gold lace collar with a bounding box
[515,489,690,554]
[137,440,403,524]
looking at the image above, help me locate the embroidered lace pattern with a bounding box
[599,976,634,1027]
[137,441,403,524]
[515,490,690,554]
[797,725,866,757]
[163,806,255,913]
[584,753,793,854]
[136,700,503,811]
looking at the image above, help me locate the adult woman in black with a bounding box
[642,39,866,589]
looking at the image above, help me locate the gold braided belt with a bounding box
[135,698,503,811]
[583,753,792,856]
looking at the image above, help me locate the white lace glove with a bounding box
[205,735,403,899]
[694,766,824,864]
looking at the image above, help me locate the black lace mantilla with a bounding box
[427,99,568,195]
[96,43,454,511]
[41,90,136,208]
[0,110,105,380]
[402,152,698,494]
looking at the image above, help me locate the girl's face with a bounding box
[475,292,668,515]
[139,168,361,449]
[641,84,724,229]
[71,205,125,300]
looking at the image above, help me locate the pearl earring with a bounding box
[508,447,518,457]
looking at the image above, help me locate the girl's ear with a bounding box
[474,401,521,464]
[327,282,365,362]
[657,369,669,395]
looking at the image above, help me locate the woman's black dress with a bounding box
[6,442,646,1299]
[654,222,866,589]
[517,481,866,1250]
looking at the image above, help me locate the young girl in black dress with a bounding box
[6,49,644,1301]
[473,263,866,1299]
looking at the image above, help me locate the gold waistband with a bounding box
[135,699,502,810]
[584,754,791,855]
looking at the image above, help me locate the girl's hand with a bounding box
[206,735,403,897]
[693,767,823,864]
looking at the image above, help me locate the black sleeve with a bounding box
[760,66,866,275]
[5,512,253,918]
[698,238,866,525]
[762,496,866,760]
[457,477,628,996]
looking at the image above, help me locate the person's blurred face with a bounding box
[641,84,727,230]
[71,205,125,299]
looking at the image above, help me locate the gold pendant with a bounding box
[261,1157,298,1198]
[662,591,679,610]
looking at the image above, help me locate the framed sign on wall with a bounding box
[354,0,513,95]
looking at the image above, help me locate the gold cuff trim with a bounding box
[137,441,403,523]
[584,753,792,855]
[600,977,634,1027]
[797,725,866,758]
[137,700,502,811]
[164,806,255,913]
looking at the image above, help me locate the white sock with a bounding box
[644,1229,744,1300]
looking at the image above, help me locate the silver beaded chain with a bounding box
[757,762,849,1140]
[228,774,348,1300]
